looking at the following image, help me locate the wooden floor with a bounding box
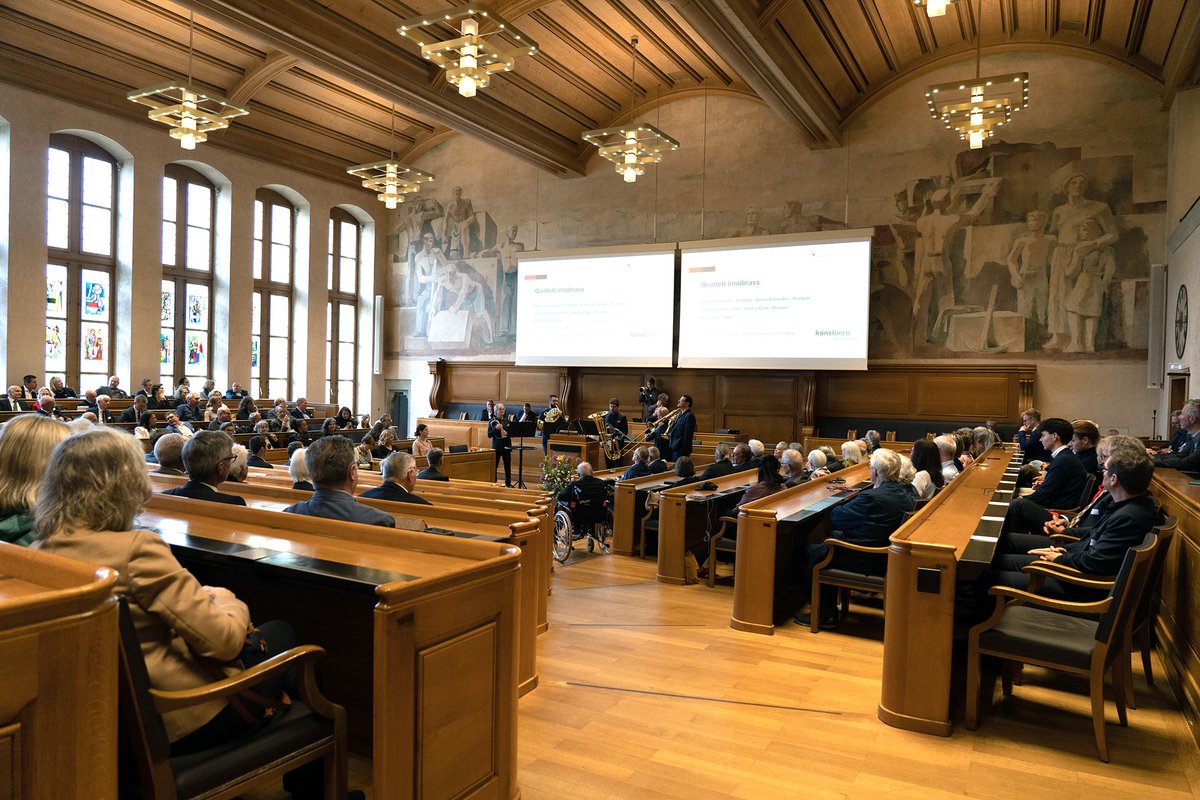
[252,551,1200,799]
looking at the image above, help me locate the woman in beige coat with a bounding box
[33,427,278,750]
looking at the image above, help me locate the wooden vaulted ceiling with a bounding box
[1,0,1198,188]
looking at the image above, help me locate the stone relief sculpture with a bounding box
[1063,217,1117,353]
[1045,173,1119,349]
[1006,209,1054,344]
[734,204,769,237]
[443,186,477,259]
[411,231,447,338]
[399,196,443,304]
[480,224,524,337]
[780,200,820,234]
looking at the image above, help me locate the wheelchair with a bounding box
[552,480,615,563]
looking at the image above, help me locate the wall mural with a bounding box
[389,140,1160,363]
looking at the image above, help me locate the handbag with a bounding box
[201,624,292,725]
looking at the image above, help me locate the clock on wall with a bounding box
[1176,284,1188,360]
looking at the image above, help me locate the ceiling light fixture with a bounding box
[582,36,679,183]
[914,0,959,17]
[923,0,1028,149]
[397,5,539,98]
[127,12,247,150]
[347,105,435,209]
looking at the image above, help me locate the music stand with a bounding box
[574,418,599,436]
[508,419,537,489]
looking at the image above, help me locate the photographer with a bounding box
[638,376,662,420]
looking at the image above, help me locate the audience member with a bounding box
[556,461,608,505]
[805,449,830,480]
[162,431,247,505]
[20,374,38,399]
[1153,399,1200,471]
[333,406,356,430]
[1155,409,1186,455]
[699,443,735,479]
[283,436,395,527]
[224,382,249,400]
[773,441,788,460]
[204,391,228,421]
[120,394,149,424]
[647,446,668,474]
[320,417,338,436]
[1071,418,1102,482]
[1003,417,1090,530]
[148,384,173,410]
[163,412,194,438]
[417,447,450,481]
[669,455,698,487]
[1015,407,1050,464]
[373,430,399,459]
[1,385,28,412]
[620,446,652,480]
[738,455,785,507]
[226,444,250,482]
[412,423,433,458]
[781,449,806,486]
[730,443,754,472]
[288,447,314,490]
[0,415,70,546]
[909,438,945,500]
[840,441,861,469]
[35,395,65,419]
[247,436,273,469]
[864,430,882,452]
[367,414,393,442]
[207,407,234,431]
[134,377,154,398]
[176,392,204,423]
[796,448,915,630]
[153,433,187,475]
[34,427,299,757]
[934,435,959,482]
[96,375,128,398]
[355,437,375,469]
[361,452,431,506]
[290,397,315,419]
[49,376,77,399]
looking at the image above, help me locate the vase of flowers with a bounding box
[541,454,578,495]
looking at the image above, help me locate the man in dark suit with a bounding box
[162,412,194,437]
[988,437,1162,602]
[602,397,629,469]
[162,431,247,505]
[667,395,696,460]
[480,400,495,421]
[96,375,129,398]
[538,394,565,455]
[0,385,27,411]
[556,461,608,505]
[1152,399,1200,471]
[283,435,395,527]
[1015,408,1051,464]
[1155,409,1187,455]
[290,397,316,419]
[1004,417,1091,532]
[34,395,65,419]
[489,402,513,487]
[94,394,115,424]
[781,448,808,487]
[19,374,38,399]
[247,436,273,469]
[620,446,652,480]
[152,433,187,475]
[796,448,915,629]
[417,447,451,481]
[362,452,431,505]
[646,446,668,474]
[208,407,234,430]
[120,394,149,424]
[134,378,154,398]
[699,443,736,480]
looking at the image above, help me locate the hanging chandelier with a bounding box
[347,105,435,209]
[397,5,538,98]
[127,12,247,150]
[582,36,679,183]
[914,0,959,17]
[923,0,1028,149]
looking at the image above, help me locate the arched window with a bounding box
[45,133,117,393]
[251,188,293,399]
[326,208,359,410]
[160,164,214,390]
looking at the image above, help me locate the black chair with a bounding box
[448,444,469,453]
[965,532,1159,762]
[117,600,348,799]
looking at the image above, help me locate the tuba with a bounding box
[589,412,623,462]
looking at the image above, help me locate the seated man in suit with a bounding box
[153,433,187,475]
[556,461,608,505]
[247,436,273,469]
[162,431,247,505]
[1152,398,1200,471]
[96,375,129,398]
[1003,417,1090,532]
[699,443,736,480]
[19,374,38,399]
[1154,409,1186,455]
[290,397,315,419]
[93,394,115,424]
[416,447,451,481]
[207,406,234,431]
[224,381,249,401]
[480,400,496,421]
[119,394,149,424]
[781,448,807,486]
[729,443,755,472]
[34,395,65,419]
[76,388,98,413]
[646,446,668,474]
[934,435,960,482]
[361,452,431,506]
[620,446,652,480]
[283,435,395,527]
[795,448,915,630]
[986,437,1162,602]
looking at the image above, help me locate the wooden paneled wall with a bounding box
[428,361,1036,446]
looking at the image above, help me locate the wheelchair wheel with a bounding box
[553,508,574,563]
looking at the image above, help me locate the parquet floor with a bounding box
[254,551,1200,799]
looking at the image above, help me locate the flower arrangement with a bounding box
[541,454,578,495]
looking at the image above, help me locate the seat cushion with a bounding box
[171,701,334,800]
[819,568,885,589]
[978,605,1099,669]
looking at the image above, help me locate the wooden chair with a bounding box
[885,431,897,441]
[117,600,348,800]
[637,491,662,559]
[808,508,919,632]
[965,532,1159,762]
[846,429,857,440]
[705,515,740,587]
[1028,518,1178,706]
[458,411,469,420]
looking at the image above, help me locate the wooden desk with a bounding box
[1143,468,1200,744]
[418,417,490,450]
[878,445,1017,736]
[0,544,118,799]
[148,475,544,697]
[656,469,758,585]
[611,471,679,556]
[546,434,599,466]
[416,448,496,482]
[137,495,522,800]
[729,461,872,634]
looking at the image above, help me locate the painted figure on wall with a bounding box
[412,232,448,338]
[780,200,819,234]
[399,196,443,304]
[1063,217,1117,353]
[480,223,525,336]
[1045,173,1119,349]
[734,204,769,237]
[1006,209,1055,343]
[429,262,494,346]
[443,186,477,259]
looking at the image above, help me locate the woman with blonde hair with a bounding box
[34,428,298,754]
[0,415,71,546]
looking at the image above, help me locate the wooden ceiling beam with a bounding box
[667,0,842,147]
[176,0,585,176]
[1161,0,1200,108]
[228,50,299,107]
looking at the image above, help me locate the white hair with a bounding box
[807,449,827,469]
[748,439,764,456]
[288,448,311,484]
[841,441,861,464]
[228,443,249,482]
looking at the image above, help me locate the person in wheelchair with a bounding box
[554,462,614,560]
[557,461,608,505]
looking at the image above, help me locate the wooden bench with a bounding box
[656,469,760,585]
[136,493,521,799]
[728,461,872,634]
[610,471,682,557]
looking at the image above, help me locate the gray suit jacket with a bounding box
[283,489,395,527]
